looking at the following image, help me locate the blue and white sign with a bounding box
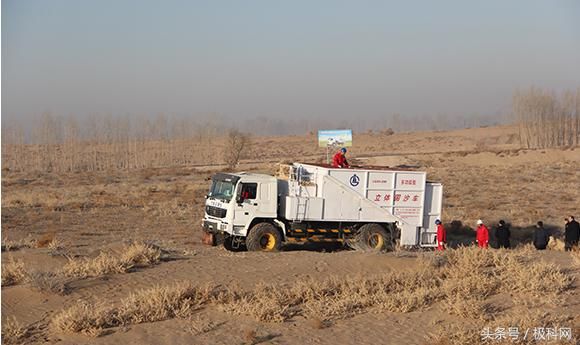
[318,129,353,148]
[350,174,360,187]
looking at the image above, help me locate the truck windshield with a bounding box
[208,179,236,202]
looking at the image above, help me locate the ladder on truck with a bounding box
[289,165,313,222]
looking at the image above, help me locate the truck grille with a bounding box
[205,205,227,218]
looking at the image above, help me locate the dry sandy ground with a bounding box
[2,125,580,345]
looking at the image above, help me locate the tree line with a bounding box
[513,87,580,149]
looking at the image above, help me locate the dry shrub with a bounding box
[52,282,221,335]
[28,270,70,295]
[377,286,437,313]
[120,242,162,266]
[503,259,573,296]
[429,310,577,345]
[420,246,574,322]
[1,317,29,345]
[62,242,162,278]
[185,315,219,335]
[442,294,492,320]
[1,259,28,286]
[117,283,203,324]
[1,237,36,252]
[51,301,111,337]
[47,237,67,256]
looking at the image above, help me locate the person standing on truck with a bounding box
[495,220,511,249]
[435,219,446,251]
[475,219,489,248]
[332,148,350,168]
[565,216,580,251]
[533,221,549,250]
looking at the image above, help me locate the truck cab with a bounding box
[203,172,279,239]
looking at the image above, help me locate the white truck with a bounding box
[202,163,443,251]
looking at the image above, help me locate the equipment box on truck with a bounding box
[202,163,442,251]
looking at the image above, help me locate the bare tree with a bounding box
[223,129,250,170]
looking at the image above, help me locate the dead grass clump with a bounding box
[1,317,29,345]
[1,259,28,286]
[1,237,36,252]
[119,242,162,266]
[225,283,299,322]
[62,242,162,278]
[52,282,221,335]
[28,270,70,295]
[376,286,437,313]
[51,302,111,337]
[47,237,67,256]
[502,259,573,296]
[63,252,130,278]
[117,283,203,324]
[185,315,219,335]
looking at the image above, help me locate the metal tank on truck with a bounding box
[202,163,443,251]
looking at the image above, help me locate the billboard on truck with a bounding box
[318,129,352,148]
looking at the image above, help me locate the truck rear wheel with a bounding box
[246,223,282,252]
[358,223,391,251]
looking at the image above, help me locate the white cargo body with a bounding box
[202,162,443,250]
[281,163,442,246]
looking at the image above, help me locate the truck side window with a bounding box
[240,183,257,200]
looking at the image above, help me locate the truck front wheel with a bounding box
[246,223,282,252]
[358,223,391,251]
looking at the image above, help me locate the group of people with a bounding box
[435,216,580,251]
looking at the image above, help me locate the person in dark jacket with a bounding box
[533,221,549,250]
[565,215,580,251]
[495,220,511,249]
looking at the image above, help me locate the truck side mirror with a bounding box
[235,187,243,204]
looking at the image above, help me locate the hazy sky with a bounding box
[2,0,580,124]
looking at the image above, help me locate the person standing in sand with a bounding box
[475,219,489,249]
[533,221,549,250]
[435,219,446,251]
[565,216,580,251]
[495,220,511,249]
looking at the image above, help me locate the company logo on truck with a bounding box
[350,174,360,187]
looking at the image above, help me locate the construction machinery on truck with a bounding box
[202,163,443,251]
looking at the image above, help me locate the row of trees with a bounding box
[513,88,580,148]
[1,114,230,173]
[2,88,579,173]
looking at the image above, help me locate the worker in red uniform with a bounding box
[475,219,489,248]
[332,148,350,168]
[435,219,446,251]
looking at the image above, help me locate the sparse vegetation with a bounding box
[50,246,575,338]
[28,270,70,295]
[1,317,29,345]
[1,259,28,286]
[62,242,162,279]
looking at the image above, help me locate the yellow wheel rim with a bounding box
[369,233,384,249]
[260,233,276,250]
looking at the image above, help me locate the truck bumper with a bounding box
[203,219,219,233]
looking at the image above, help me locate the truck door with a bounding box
[233,182,259,231]
[420,182,443,246]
